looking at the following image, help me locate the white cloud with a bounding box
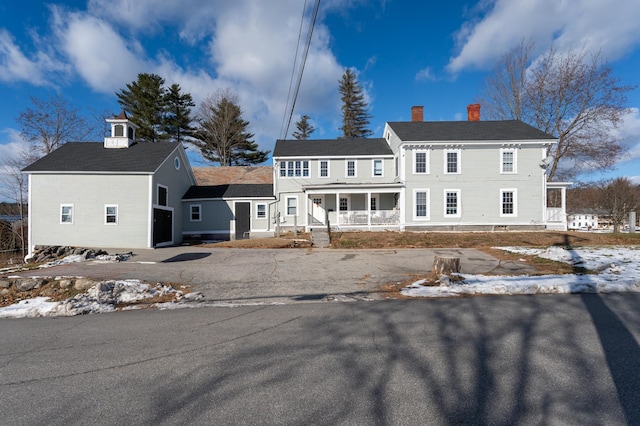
[448,0,640,73]
[0,29,53,86]
[612,108,640,163]
[415,67,436,81]
[0,128,29,161]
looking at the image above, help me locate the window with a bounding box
[60,204,73,224]
[394,156,399,177]
[319,160,329,178]
[105,205,118,224]
[256,204,266,219]
[445,149,460,174]
[414,190,429,220]
[339,197,349,211]
[190,205,201,222]
[370,196,377,211]
[114,124,124,137]
[174,157,181,170]
[501,189,517,217]
[500,148,516,173]
[158,185,168,206]
[286,197,297,216]
[346,160,356,177]
[444,190,461,217]
[280,160,309,177]
[373,159,383,177]
[414,150,429,174]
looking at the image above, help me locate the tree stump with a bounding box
[432,256,460,275]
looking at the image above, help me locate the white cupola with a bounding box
[104,109,139,148]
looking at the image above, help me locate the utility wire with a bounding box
[280,0,320,140]
[279,0,308,139]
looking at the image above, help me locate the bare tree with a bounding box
[191,89,269,166]
[479,40,635,181]
[0,157,28,259]
[16,95,96,163]
[598,177,639,233]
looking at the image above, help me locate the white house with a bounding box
[272,105,570,232]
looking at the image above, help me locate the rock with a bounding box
[15,279,45,292]
[74,278,98,291]
[59,279,72,289]
[438,275,451,287]
[1,289,8,296]
[55,246,67,257]
[0,280,11,289]
[182,292,204,301]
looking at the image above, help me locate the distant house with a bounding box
[23,111,195,253]
[568,212,600,230]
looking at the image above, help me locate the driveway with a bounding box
[11,246,526,304]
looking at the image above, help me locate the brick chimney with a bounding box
[411,106,424,122]
[467,104,480,121]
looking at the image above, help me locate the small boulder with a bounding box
[0,280,12,289]
[59,279,72,289]
[74,278,98,291]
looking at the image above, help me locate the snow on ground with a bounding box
[2,247,639,317]
[40,253,132,268]
[402,246,640,298]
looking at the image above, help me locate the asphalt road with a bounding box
[12,247,531,304]
[1,294,639,425]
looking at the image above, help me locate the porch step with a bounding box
[311,229,331,248]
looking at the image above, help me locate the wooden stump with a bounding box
[432,256,460,275]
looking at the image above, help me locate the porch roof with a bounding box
[303,182,403,192]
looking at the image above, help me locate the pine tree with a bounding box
[164,83,195,143]
[116,73,168,142]
[192,89,270,166]
[292,115,315,140]
[338,69,373,138]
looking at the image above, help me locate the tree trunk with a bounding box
[432,256,460,275]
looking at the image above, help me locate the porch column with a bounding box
[367,191,371,227]
[336,192,341,226]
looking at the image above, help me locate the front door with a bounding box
[311,196,325,224]
[153,208,173,246]
[235,202,251,240]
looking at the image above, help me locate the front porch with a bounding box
[304,184,402,231]
[546,182,572,231]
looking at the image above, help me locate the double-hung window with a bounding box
[190,204,201,222]
[346,160,356,177]
[444,190,461,217]
[319,160,329,178]
[105,205,118,224]
[373,159,383,176]
[60,204,73,224]
[414,190,429,220]
[500,148,516,174]
[256,204,266,219]
[500,189,517,217]
[286,197,297,216]
[414,150,429,174]
[444,149,461,174]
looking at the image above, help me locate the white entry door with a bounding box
[312,196,325,224]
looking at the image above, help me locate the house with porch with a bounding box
[272,105,570,232]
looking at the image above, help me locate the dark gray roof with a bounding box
[387,120,556,141]
[22,142,181,173]
[273,138,393,157]
[183,184,274,200]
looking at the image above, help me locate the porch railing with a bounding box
[338,209,400,226]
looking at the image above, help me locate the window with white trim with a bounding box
[444,190,461,217]
[60,204,73,224]
[414,150,429,174]
[157,185,168,206]
[319,160,329,178]
[256,203,266,219]
[105,205,118,224]
[370,196,378,211]
[373,159,383,176]
[346,160,356,177]
[286,197,297,216]
[414,190,429,220]
[500,148,516,173]
[500,189,517,217]
[190,204,201,222]
[280,160,309,177]
[444,149,461,174]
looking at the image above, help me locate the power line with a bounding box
[280,0,320,140]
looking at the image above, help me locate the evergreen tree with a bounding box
[192,89,269,166]
[164,83,195,143]
[116,73,167,142]
[338,69,373,138]
[292,115,315,140]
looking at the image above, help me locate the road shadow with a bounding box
[561,234,640,424]
[161,252,211,263]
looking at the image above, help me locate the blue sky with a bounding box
[1,0,639,186]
